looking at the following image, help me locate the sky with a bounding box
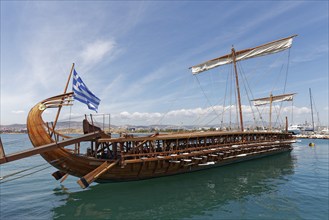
[1,1,328,128]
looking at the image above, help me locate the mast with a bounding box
[269,93,273,131]
[190,35,297,132]
[285,116,288,133]
[309,88,315,131]
[252,93,295,131]
[232,47,244,131]
[52,63,75,131]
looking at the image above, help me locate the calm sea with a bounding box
[0,134,328,220]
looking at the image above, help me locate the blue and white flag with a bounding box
[72,69,101,112]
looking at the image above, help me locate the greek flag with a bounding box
[72,69,101,112]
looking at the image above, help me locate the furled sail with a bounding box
[252,93,295,106]
[191,35,297,74]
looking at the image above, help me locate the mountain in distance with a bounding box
[1,120,279,133]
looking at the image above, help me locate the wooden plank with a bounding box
[77,159,119,189]
[0,138,6,163]
[60,173,69,183]
[52,170,67,180]
[0,132,102,164]
[98,131,286,143]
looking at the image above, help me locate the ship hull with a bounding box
[27,94,295,184]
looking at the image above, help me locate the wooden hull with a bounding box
[34,141,292,183]
[27,94,295,183]
[95,147,292,182]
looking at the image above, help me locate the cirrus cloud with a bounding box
[110,104,312,126]
[79,40,116,66]
[11,110,25,114]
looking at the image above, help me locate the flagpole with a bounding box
[52,63,75,131]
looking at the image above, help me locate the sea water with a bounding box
[0,134,328,219]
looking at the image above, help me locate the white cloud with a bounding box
[79,40,116,66]
[11,110,25,114]
[117,111,162,120]
[110,104,312,125]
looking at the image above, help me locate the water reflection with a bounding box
[53,152,295,219]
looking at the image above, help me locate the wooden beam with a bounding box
[0,137,6,163]
[0,132,102,164]
[60,173,69,183]
[52,63,75,131]
[232,47,244,131]
[98,130,281,143]
[77,159,119,189]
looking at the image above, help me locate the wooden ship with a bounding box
[0,35,297,189]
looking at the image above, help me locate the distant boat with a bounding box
[321,128,329,134]
[0,35,297,189]
[288,124,302,135]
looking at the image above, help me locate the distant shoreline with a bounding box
[295,134,329,139]
[1,131,328,139]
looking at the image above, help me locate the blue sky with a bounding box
[1,1,328,128]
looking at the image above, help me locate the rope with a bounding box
[0,165,53,184]
[68,104,72,130]
[193,75,223,125]
[233,72,239,130]
[0,162,50,180]
[220,66,231,128]
[273,49,291,128]
[312,95,321,126]
[238,62,259,128]
[229,66,233,129]
[0,158,65,183]
[291,99,294,125]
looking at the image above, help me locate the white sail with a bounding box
[252,93,295,106]
[191,35,297,74]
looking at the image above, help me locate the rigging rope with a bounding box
[194,76,222,120]
[221,70,230,128]
[155,73,192,126]
[0,165,53,184]
[238,61,269,129]
[0,158,66,183]
[273,49,291,128]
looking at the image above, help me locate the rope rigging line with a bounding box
[311,94,320,126]
[191,73,231,128]
[68,104,73,131]
[272,104,285,128]
[193,75,223,125]
[190,100,216,127]
[190,97,227,128]
[220,66,231,129]
[237,62,259,128]
[273,49,291,128]
[194,91,229,127]
[233,71,239,130]
[0,157,67,183]
[0,162,50,180]
[151,73,192,126]
[0,165,53,184]
[291,99,294,125]
[229,67,233,129]
[238,61,267,129]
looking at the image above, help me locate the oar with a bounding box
[77,159,119,189]
[52,170,66,180]
[60,173,69,183]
